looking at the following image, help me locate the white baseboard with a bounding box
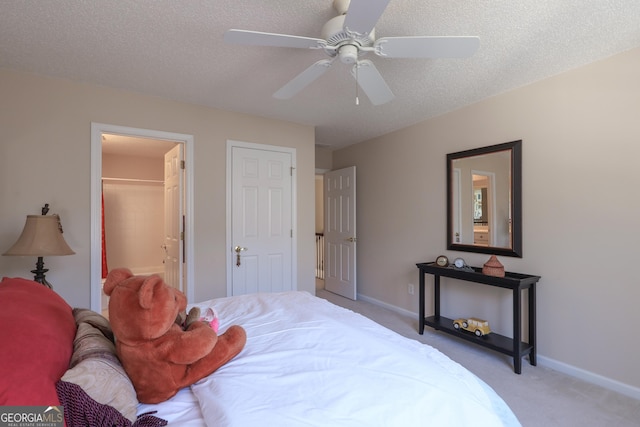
[357,292,640,401]
[537,355,640,401]
[357,293,416,318]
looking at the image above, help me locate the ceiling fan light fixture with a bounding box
[339,44,358,64]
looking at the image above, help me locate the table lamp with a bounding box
[3,204,75,288]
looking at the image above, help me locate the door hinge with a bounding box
[180,160,185,169]
[290,166,295,176]
[290,229,293,238]
[180,231,184,240]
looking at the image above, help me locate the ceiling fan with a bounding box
[224,0,479,106]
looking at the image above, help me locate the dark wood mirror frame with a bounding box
[447,140,522,257]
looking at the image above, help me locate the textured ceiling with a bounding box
[2,0,639,149]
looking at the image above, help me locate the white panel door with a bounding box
[231,146,293,295]
[324,166,356,300]
[163,144,183,291]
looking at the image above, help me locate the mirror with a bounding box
[447,140,522,257]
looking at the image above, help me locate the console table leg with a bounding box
[434,275,440,321]
[418,269,425,334]
[513,288,522,374]
[529,283,537,366]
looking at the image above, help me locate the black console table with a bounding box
[416,262,541,374]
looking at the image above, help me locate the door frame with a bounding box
[471,169,496,245]
[90,123,195,312]
[225,140,297,296]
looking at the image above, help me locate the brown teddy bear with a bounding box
[103,268,246,404]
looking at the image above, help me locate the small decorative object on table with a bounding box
[453,317,491,337]
[452,257,474,272]
[435,255,449,267]
[482,255,505,277]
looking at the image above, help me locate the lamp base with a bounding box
[32,256,52,289]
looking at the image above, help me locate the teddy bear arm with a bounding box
[162,326,218,365]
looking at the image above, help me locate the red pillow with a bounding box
[0,277,76,405]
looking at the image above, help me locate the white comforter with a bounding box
[139,291,520,426]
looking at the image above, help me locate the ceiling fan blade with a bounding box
[374,36,480,58]
[273,59,335,99]
[224,29,326,49]
[351,60,394,106]
[343,0,390,35]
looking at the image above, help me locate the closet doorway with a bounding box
[90,123,194,314]
[102,134,178,283]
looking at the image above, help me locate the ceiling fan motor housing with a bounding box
[321,14,375,59]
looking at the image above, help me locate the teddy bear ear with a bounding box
[103,268,134,296]
[138,275,165,310]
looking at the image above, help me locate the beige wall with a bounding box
[0,68,316,306]
[314,146,332,235]
[103,152,164,181]
[315,146,333,171]
[333,47,640,393]
[315,176,324,234]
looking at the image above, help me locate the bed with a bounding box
[0,277,520,426]
[141,291,520,426]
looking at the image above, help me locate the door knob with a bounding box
[234,246,248,267]
[346,237,357,243]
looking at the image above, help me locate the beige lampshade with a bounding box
[3,215,75,256]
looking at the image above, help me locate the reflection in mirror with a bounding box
[447,140,522,257]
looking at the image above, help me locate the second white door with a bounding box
[324,166,357,300]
